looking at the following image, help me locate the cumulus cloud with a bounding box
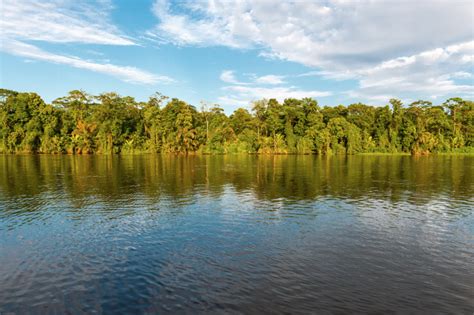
[150,0,474,102]
[350,41,474,102]
[150,0,472,67]
[147,0,258,48]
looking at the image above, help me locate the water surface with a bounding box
[1,155,473,313]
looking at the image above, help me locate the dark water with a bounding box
[0,155,473,314]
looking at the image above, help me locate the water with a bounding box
[0,155,473,314]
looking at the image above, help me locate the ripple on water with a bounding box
[1,155,473,314]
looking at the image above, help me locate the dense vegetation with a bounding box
[0,88,472,155]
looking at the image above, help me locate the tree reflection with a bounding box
[0,155,472,220]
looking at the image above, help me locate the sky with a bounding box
[0,0,473,113]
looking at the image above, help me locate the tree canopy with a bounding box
[0,89,472,155]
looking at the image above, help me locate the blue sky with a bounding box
[1,0,473,113]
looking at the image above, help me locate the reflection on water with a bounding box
[0,155,473,313]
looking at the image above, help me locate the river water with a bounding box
[1,155,473,313]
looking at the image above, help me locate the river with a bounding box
[1,155,473,313]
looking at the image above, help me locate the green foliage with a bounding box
[0,89,472,155]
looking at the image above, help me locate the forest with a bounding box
[0,88,473,155]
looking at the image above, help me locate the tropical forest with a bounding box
[0,88,472,155]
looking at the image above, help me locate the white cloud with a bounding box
[254,75,285,85]
[451,71,473,79]
[297,70,356,81]
[151,0,474,101]
[150,0,473,67]
[220,71,286,86]
[3,40,174,85]
[220,70,248,85]
[217,70,330,108]
[0,0,134,45]
[148,0,257,48]
[219,84,331,110]
[223,85,331,101]
[0,0,175,85]
[217,96,250,108]
[350,41,474,102]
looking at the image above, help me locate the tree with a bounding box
[0,89,472,155]
[143,93,168,152]
[252,99,268,149]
